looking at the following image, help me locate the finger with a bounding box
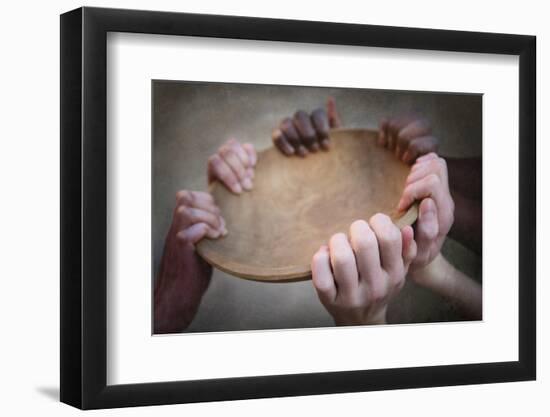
[208,154,242,194]
[401,225,417,268]
[228,140,255,187]
[219,145,251,190]
[398,118,432,140]
[177,222,217,245]
[387,116,414,151]
[175,190,220,215]
[242,143,257,166]
[398,173,445,212]
[402,136,439,164]
[329,233,359,300]
[406,159,441,185]
[311,245,337,305]
[226,138,250,168]
[311,108,331,149]
[369,213,402,275]
[272,128,295,156]
[416,151,439,163]
[378,118,389,147]
[280,117,305,156]
[293,110,319,152]
[176,205,222,232]
[414,198,439,265]
[327,96,342,128]
[395,119,432,160]
[406,157,447,186]
[349,220,381,287]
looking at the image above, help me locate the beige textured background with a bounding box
[153,81,482,333]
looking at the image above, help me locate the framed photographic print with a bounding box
[60,6,536,409]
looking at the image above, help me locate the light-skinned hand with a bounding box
[311,215,417,325]
[208,139,257,194]
[397,153,455,275]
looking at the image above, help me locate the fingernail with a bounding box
[310,143,319,152]
[221,227,228,236]
[242,177,253,191]
[321,139,330,150]
[233,183,242,194]
[298,146,308,157]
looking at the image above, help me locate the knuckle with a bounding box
[425,173,440,188]
[313,277,333,294]
[369,287,386,305]
[402,184,414,200]
[176,205,189,216]
[369,213,391,228]
[381,229,400,247]
[351,227,376,252]
[219,146,233,158]
[271,128,282,142]
[371,214,400,242]
[329,232,348,249]
[175,190,191,204]
[332,249,354,269]
[199,191,213,202]
[208,154,222,167]
[281,117,293,129]
[354,235,376,253]
[427,159,441,171]
[312,251,327,265]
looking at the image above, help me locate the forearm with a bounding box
[410,253,482,320]
[153,237,213,334]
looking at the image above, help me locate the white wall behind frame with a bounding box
[0,0,545,416]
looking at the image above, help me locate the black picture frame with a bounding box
[60,6,536,410]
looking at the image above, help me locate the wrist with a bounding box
[333,307,387,326]
[409,253,450,289]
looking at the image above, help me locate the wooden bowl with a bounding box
[196,128,418,282]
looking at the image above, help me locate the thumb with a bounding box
[327,96,342,128]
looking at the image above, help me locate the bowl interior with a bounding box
[196,128,417,282]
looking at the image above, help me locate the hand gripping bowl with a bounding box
[196,128,418,282]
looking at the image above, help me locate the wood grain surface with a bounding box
[196,128,418,282]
